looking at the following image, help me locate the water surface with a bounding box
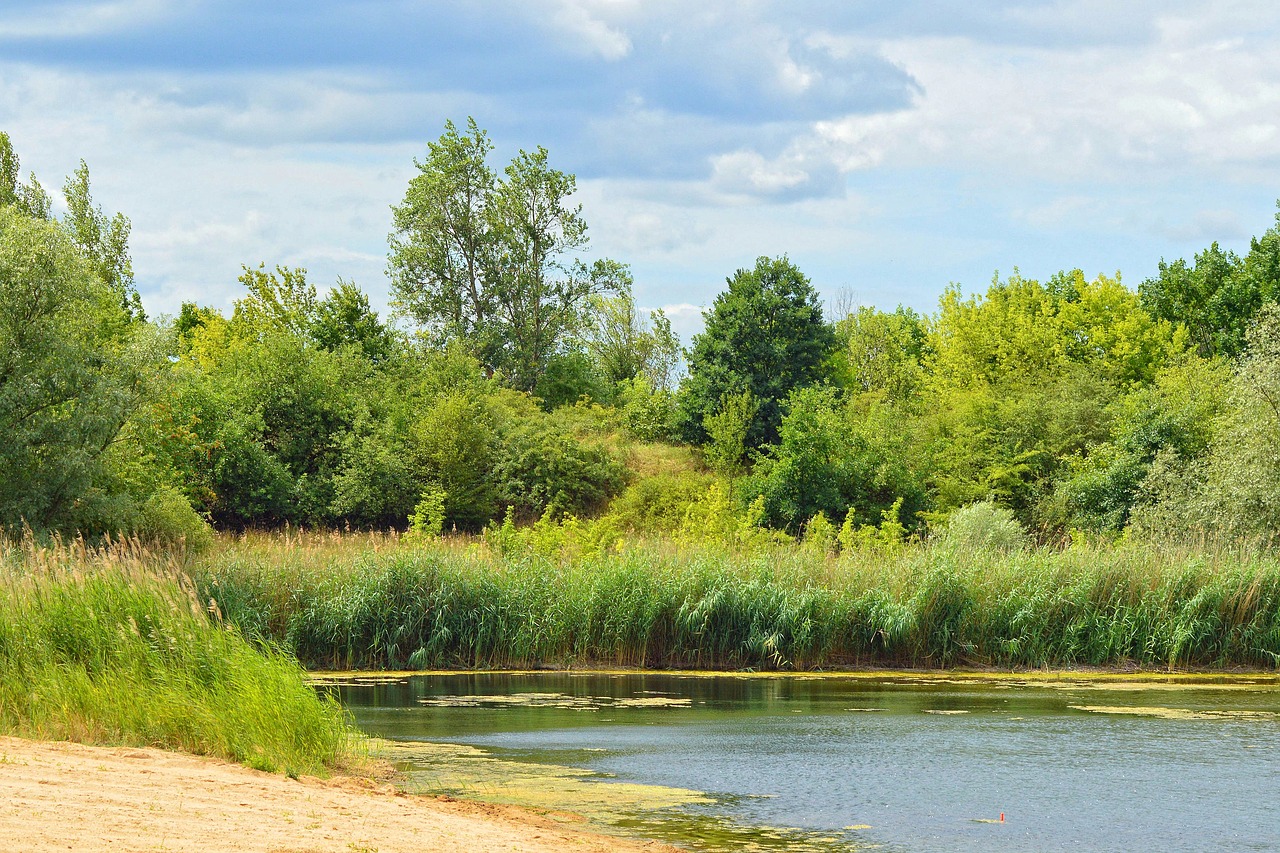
[335,672,1280,852]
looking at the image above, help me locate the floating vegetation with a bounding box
[1070,705,1280,721]
[376,738,872,852]
[416,692,692,710]
[922,709,970,715]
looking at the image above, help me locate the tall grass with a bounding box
[194,532,1280,671]
[0,536,354,775]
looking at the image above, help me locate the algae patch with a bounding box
[1070,705,1279,721]
[377,739,870,851]
[380,738,711,815]
[416,692,693,710]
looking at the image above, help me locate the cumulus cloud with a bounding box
[4,2,1280,325]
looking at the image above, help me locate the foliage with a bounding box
[388,118,620,391]
[407,486,448,538]
[492,413,627,520]
[1130,304,1280,544]
[702,390,757,475]
[677,256,835,448]
[1140,210,1280,358]
[742,386,926,533]
[0,206,164,535]
[830,305,925,400]
[937,501,1030,554]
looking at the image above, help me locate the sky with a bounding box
[2,1,1280,342]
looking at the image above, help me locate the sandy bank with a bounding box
[0,736,677,853]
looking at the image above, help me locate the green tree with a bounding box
[582,261,680,392]
[311,279,396,363]
[830,305,925,400]
[677,256,834,448]
[62,160,145,320]
[741,386,926,533]
[389,119,616,391]
[0,132,52,220]
[1139,209,1280,358]
[0,206,156,531]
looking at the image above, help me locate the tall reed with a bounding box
[0,536,354,775]
[194,533,1280,671]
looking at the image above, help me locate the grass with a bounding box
[0,535,356,776]
[192,530,1280,672]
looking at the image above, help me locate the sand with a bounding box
[0,736,678,853]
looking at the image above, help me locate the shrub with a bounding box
[939,500,1030,554]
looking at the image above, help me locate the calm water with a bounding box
[336,673,1280,852]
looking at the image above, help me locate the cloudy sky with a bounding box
[3,1,1279,340]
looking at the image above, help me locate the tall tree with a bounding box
[388,118,497,358]
[677,256,834,449]
[582,260,680,392]
[62,160,145,321]
[0,206,149,530]
[389,119,612,391]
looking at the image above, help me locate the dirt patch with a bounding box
[0,736,679,853]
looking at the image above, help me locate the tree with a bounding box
[389,119,615,391]
[0,132,52,220]
[1139,208,1280,358]
[388,118,497,358]
[830,305,925,400]
[62,160,145,321]
[582,261,681,393]
[677,256,834,448]
[0,206,151,531]
[311,279,396,363]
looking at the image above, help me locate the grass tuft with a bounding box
[0,535,355,775]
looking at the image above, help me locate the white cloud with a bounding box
[550,1,633,60]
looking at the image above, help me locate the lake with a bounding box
[333,671,1280,852]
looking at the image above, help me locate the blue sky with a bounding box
[3,1,1279,341]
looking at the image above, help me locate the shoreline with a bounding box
[310,665,1280,685]
[0,735,678,853]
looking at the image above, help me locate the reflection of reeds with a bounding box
[0,534,354,776]
[195,533,1280,672]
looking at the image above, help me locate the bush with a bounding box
[603,472,716,534]
[939,500,1030,554]
[493,417,627,519]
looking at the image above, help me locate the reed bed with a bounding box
[0,536,354,775]
[194,532,1280,671]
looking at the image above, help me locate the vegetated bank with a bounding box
[0,537,354,776]
[193,530,1280,673]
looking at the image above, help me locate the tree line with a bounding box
[3,124,1279,548]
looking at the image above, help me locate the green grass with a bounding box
[192,532,1280,672]
[0,536,356,776]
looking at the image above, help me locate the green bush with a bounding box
[939,500,1030,554]
[493,417,626,519]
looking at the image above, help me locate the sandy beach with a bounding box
[0,736,677,852]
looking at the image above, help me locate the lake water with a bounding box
[334,672,1280,852]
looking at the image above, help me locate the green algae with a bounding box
[1069,705,1280,721]
[376,738,872,852]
